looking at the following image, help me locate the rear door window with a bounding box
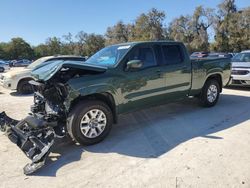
[162,45,184,65]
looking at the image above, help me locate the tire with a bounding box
[17,80,33,94]
[0,67,4,73]
[200,79,220,107]
[67,100,113,145]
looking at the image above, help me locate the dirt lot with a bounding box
[0,86,250,188]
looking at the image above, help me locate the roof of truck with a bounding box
[43,55,85,59]
[113,40,182,46]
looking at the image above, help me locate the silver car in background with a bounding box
[231,50,250,85]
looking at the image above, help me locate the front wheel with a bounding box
[67,100,113,145]
[17,80,33,94]
[200,79,220,107]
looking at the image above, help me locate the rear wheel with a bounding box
[67,100,113,145]
[200,79,220,107]
[0,67,4,72]
[17,80,33,94]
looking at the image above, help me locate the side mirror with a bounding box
[126,60,143,71]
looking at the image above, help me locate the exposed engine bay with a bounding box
[0,64,106,175]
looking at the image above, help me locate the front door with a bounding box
[119,45,165,113]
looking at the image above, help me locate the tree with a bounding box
[84,34,105,56]
[211,0,250,52]
[5,38,34,59]
[131,8,166,41]
[62,32,75,54]
[75,31,88,56]
[0,43,7,59]
[1,1,249,59]
[169,6,214,53]
[238,7,250,50]
[226,7,250,52]
[169,15,194,52]
[75,32,105,56]
[211,0,237,52]
[33,44,50,58]
[218,0,237,16]
[45,37,62,55]
[147,8,167,40]
[105,21,129,45]
[191,6,214,51]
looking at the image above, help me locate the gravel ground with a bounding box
[0,86,250,188]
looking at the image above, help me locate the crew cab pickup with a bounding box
[0,41,231,174]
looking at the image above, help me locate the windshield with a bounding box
[232,53,250,62]
[27,57,51,69]
[85,44,132,67]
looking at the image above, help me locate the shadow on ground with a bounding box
[32,93,250,177]
[10,92,33,97]
[226,85,250,91]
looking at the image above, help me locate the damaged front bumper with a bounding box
[0,112,55,175]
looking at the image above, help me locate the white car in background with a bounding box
[0,60,10,72]
[0,56,85,94]
[231,50,250,86]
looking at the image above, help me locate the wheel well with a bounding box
[70,93,117,123]
[17,77,33,88]
[206,74,222,92]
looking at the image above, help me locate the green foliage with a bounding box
[169,6,214,53]
[75,31,105,56]
[84,33,105,56]
[211,0,250,52]
[0,1,249,60]
[0,43,7,59]
[105,21,130,45]
[168,15,194,52]
[33,44,50,58]
[0,38,34,59]
[131,8,167,41]
[105,8,167,44]
[46,37,62,55]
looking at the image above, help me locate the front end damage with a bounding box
[0,62,106,175]
[0,79,71,174]
[0,112,55,174]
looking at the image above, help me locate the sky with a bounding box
[0,0,249,46]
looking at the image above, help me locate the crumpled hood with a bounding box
[31,61,107,81]
[2,67,31,78]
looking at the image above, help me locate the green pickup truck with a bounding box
[0,41,231,174]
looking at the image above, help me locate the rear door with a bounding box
[159,44,192,100]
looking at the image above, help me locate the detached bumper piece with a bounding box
[0,112,55,175]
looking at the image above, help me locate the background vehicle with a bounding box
[0,60,10,72]
[12,59,31,67]
[190,51,209,58]
[231,50,250,85]
[0,41,231,174]
[0,55,86,94]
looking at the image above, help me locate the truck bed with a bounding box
[190,57,231,96]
